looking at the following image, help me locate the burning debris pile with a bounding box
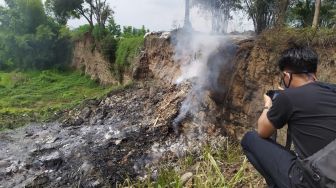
[171,30,238,136]
[0,31,249,187]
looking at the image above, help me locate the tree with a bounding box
[0,0,72,70]
[275,0,290,27]
[192,0,242,33]
[121,26,148,38]
[320,0,336,28]
[46,0,113,31]
[312,0,321,28]
[287,0,314,27]
[244,0,277,34]
[184,0,192,29]
[288,0,336,28]
[107,17,121,37]
[1,0,47,34]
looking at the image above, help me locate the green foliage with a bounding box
[92,25,108,41]
[115,37,144,66]
[114,37,144,83]
[0,0,72,71]
[107,17,122,37]
[70,24,91,40]
[0,70,114,130]
[101,35,118,64]
[45,0,82,25]
[0,0,47,34]
[288,0,336,28]
[245,0,277,34]
[46,0,113,31]
[122,25,147,38]
[70,22,147,84]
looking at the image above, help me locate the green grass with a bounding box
[121,138,264,188]
[115,36,144,66]
[0,70,115,130]
[114,36,144,83]
[70,24,91,41]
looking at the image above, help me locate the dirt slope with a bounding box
[72,34,117,85]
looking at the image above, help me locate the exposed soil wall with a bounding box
[71,34,117,85]
[223,38,336,139]
[134,32,336,139]
[133,32,180,83]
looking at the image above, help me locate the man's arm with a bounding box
[257,94,276,138]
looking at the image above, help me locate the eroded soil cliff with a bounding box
[1,30,335,187]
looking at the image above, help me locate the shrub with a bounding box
[70,24,91,40]
[100,34,118,64]
[114,36,144,83]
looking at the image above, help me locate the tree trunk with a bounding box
[184,0,191,28]
[275,0,289,28]
[312,0,321,28]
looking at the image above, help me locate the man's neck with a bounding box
[292,78,315,88]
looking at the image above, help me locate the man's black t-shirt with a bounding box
[267,82,336,158]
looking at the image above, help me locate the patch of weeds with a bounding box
[121,138,264,188]
[114,37,144,83]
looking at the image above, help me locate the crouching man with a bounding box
[241,46,336,188]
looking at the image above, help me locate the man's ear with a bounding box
[284,72,291,78]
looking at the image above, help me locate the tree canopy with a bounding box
[192,0,242,33]
[0,0,72,70]
[46,0,114,31]
[288,0,336,28]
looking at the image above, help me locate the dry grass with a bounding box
[120,137,264,188]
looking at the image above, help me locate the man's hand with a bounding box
[257,94,276,138]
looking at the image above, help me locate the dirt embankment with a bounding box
[223,37,336,139]
[134,31,336,139]
[71,34,117,85]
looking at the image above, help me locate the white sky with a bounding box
[67,0,254,32]
[0,0,254,32]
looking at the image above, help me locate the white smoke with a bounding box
[172,30,237,134]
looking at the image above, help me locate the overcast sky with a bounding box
[0,0,254,32]
[68,0,254,32]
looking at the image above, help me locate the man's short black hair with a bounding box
[278,46,318,73]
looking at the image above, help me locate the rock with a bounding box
[86,99,100,106]
[74,117,84,126]
[79,161,93,176]
[5,163,18,175]
[0,160,10,168]
[180,172,193,185]
[46,136,59,144]
[115,139,122,145]
[31,159,44,169]
[39,151,63,168]
[89,180,101,187]
[160,32,171,40]
[26,175,49,188]
[80,107,92,119]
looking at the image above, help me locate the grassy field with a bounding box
[0,70,116,130]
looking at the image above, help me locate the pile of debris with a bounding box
[0,80,226,187]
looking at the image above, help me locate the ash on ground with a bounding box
[0,81,226,188]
